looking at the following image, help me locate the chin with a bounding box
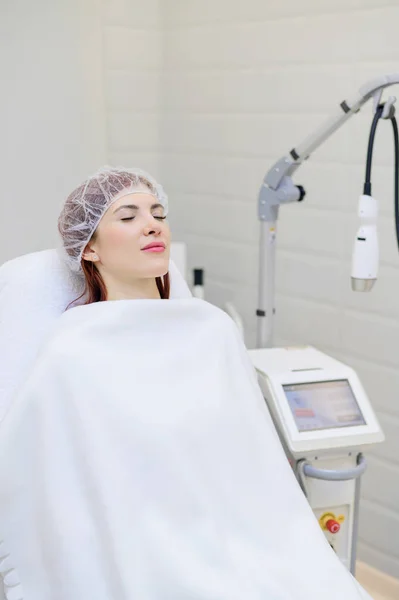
[142,256,170,278]
[154,266,169,278]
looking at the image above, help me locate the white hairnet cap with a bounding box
[58,166,168,274]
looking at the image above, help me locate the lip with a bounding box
[141,242,166,252]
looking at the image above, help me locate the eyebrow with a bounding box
[113,203,164,214]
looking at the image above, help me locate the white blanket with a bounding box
[0,299,371,600]
[0,249,192,422]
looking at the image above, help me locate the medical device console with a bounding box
[249,346,384,572]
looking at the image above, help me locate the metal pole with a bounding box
[350,454,363,575]
[256,220,277,348]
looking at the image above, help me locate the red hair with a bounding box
[68,260,170,309]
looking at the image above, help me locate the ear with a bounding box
[82,243,99,263]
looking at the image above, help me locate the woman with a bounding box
[58,167,171,304]
[0,167,371,600]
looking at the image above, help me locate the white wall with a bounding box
[102,0,163,180]
[158,0,399,579]
[0,0,106,263]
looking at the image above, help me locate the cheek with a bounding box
[99,223,140,252]
[163,222,171,242]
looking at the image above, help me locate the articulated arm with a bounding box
[257,73,399,348]
[258,73,399,222]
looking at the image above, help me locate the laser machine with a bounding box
[245,73,399,572]
[250,345,383,573]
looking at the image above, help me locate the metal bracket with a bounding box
[258,154,303,221]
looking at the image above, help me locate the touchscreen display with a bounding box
[283,380,366,432]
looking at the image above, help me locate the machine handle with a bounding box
[300,453,367,481]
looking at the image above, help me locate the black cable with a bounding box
[391,116,399,252]
[363,104,399,253]
[363,105,384,196]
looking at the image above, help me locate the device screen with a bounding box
[283,380,366,432]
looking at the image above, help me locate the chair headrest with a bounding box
[0,248,192,421]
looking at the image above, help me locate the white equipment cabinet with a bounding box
[249,346,384,573]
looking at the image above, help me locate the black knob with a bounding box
[297,185,306,202]
[193,269,204,286]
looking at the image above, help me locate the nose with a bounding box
[143,215,162,236]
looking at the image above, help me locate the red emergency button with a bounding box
[325,519,340,534]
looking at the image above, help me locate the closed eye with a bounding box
[121,216,166,222]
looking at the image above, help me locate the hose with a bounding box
[363,104,399,252]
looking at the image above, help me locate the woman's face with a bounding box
[84,191,171,281]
